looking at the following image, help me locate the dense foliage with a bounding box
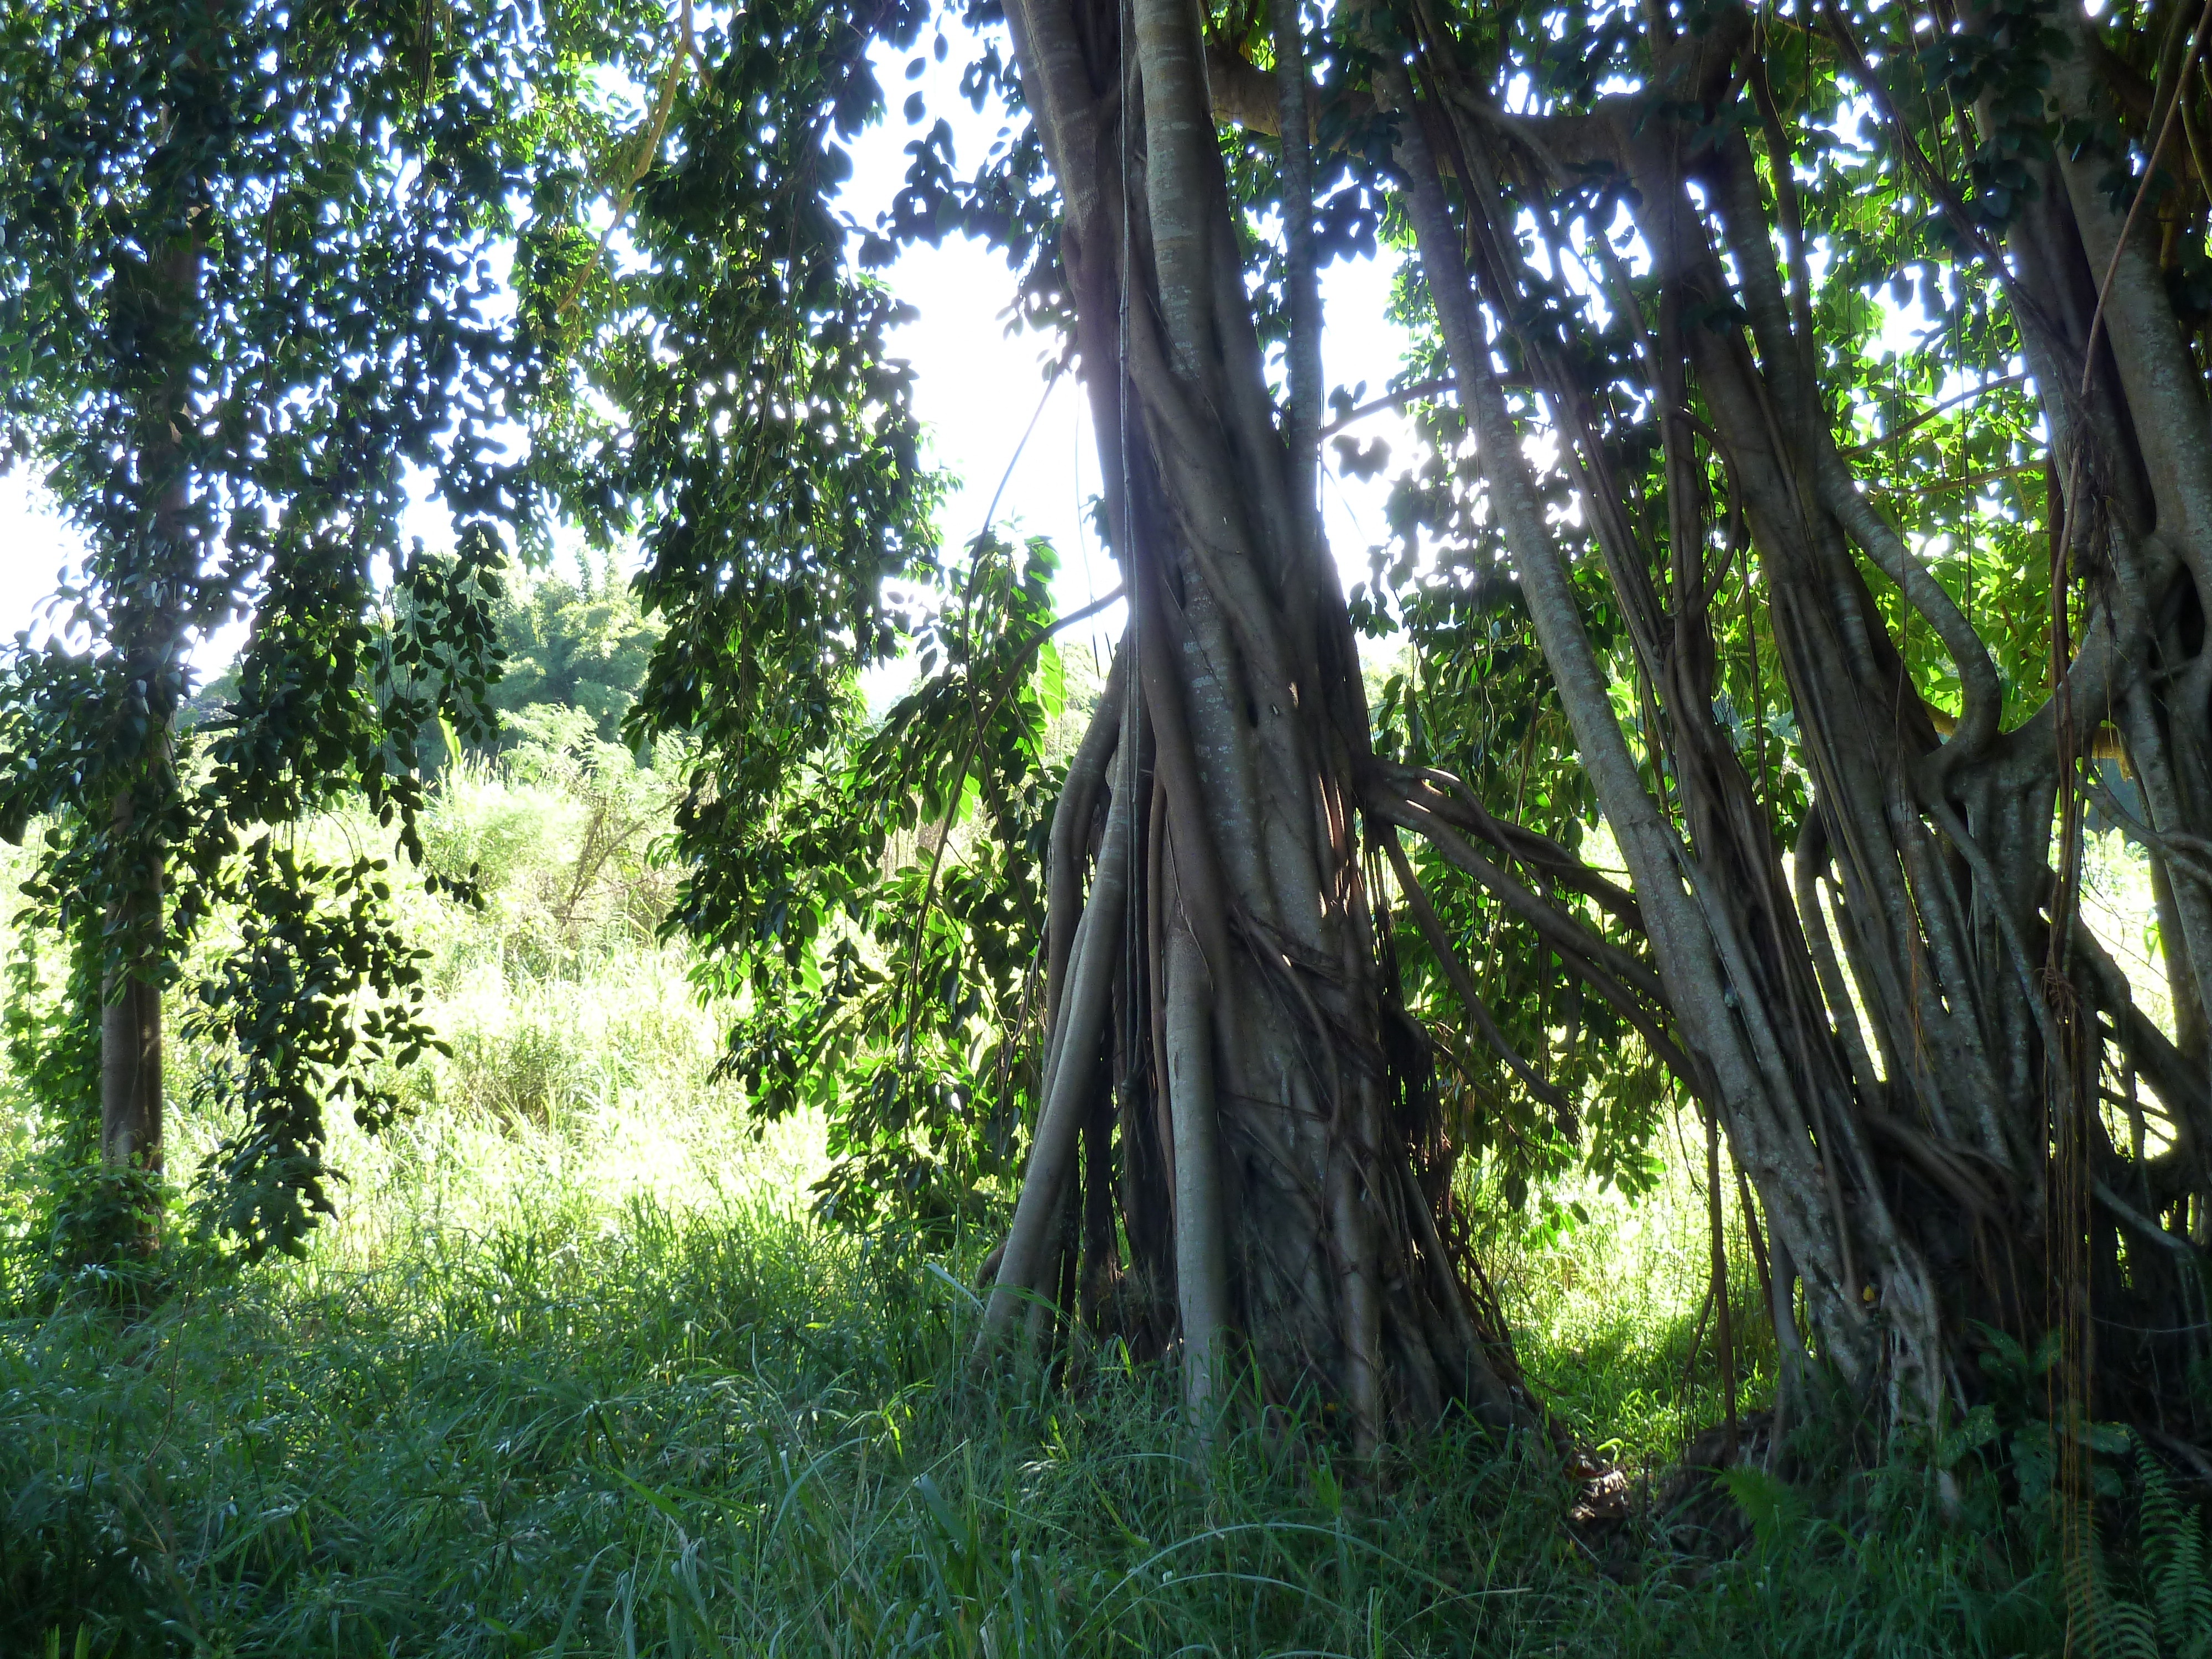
[0,0,645,1261]
[0,1109,2128,1659]
[485,556,662,748]
[806,0,2212,1458]
[4,0,2210,1557]
[4,745,2200,1656]
[7,0,2212,1642]
[538,0,1099,1228]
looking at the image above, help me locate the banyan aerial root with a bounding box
[962,0,1707,1451]
[959,0,2212,1463]
[967,611,1561,1447]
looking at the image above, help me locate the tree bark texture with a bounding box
[974,0,1603,1445]
[100,801,164,1174]
[1366,0,2212,1440]
[97,221,199,1178]
[982,0,2211,1451]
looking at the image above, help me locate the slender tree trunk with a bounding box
[100,799,164,1174]
[97,221,199,1182]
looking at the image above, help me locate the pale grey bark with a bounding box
[975,0,1537,1446]
[979,764,1133,1352]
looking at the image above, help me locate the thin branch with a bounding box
[2094,1181,2195,1253]
[1319,375,1457,438]
[1384,828,1580,1136]
[2082,0,2212,399]
[899,586,1127,1058]
[1377,791,1665,1000]
[2080,766,2212,893]
[1369,792,1695,1086]
[1866,459,2043,494]
[1837,373,2027,457]
[1383,764,1646,931]
[554,0,696,325]
[1818,0,2076,404]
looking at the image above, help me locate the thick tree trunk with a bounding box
[1373,0,2212,1443]
[979,0,1541,1445]
[982,0,2208,1454]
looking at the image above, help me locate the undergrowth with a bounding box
[0,1182,2071,1658]
[0,736,2198,1657]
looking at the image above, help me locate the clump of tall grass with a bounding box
[0,1037,2073,1653]
[1481,1148,1779,1473]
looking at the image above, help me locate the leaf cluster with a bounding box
[0,0,651,1255]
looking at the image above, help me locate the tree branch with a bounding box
[1383,827,1580,1136]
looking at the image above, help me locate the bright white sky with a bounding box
[0,25,1417,667]
[0,482,73,645]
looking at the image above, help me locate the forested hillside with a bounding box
[5,0,2212,1652]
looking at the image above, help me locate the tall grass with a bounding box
[0,743,2166,1656]
[0,1176,2063,1657]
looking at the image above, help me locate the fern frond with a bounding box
[2133,1443,2212,1659]
[2101,1598,2162,1659]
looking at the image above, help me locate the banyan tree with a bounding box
[594,0,2212,1459]
[962,0,2212,1453]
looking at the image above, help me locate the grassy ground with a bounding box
[0,754,2149,1656]
[0,1172,2063,1657]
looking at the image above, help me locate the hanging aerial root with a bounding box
[972,760,1135,1366]
[1379,761,1645,930]
[1046,648,1130,1017]
[1381,827,1580,1138]
[1163,914,1230,1420]
[1368,792,1692,1084]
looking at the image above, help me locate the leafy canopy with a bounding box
[0,0,649,1258]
